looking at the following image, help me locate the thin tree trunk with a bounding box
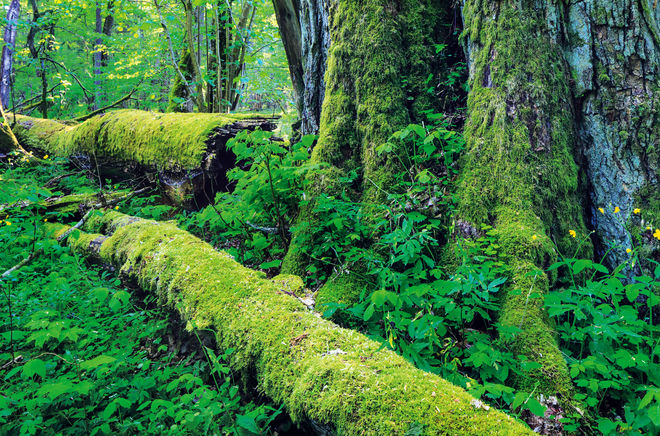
[0,0,21,110]
[93,3,103,110]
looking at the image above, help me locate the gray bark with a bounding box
[558,0,659,271]
[273,0,329,135]
[0,0,20,109]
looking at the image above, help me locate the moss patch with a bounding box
[63,211,532,435]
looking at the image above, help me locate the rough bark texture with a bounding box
[49,211,531,436]
[10,111,277,207]
[556,0,659,271]
[0,0,20,109]
[459,0,592,402]
[272,0,330,135]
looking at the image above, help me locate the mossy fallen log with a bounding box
[10,110,278,207]
[48,210,532,435]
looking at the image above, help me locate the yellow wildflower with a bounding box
[44,218,48,222]
[654,229,660,241]
[626,248,632,254]
[598,207,605,214]
[569,229,577,238]
[43,155,49,159]
[633,208,641,214]
[614,206,620,213]
[532,234,537,241]
[115,206,120,210]
[647,226,652,231]
[5,221,10,226]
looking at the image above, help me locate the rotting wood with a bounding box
[6,110,279,207]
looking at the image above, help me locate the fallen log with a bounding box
[48,210,531,435]
[10,110,279,207]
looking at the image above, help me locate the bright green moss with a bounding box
[284,1,450,304]
[52,110,260,170]
[458,0,593,400]
[68,211,532,435]
[11,115,69,151]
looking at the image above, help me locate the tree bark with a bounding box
[272,0,330,134]
[52,210,531,436]
[0,0,20,110]
[557,0,659,272]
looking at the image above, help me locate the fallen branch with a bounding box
[70,75,149,123]
[1,249,44,279]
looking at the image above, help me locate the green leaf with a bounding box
[259,259,281,269]
[38,382,70,400]
[80,355,116,370]
[236,414,260,434]
[572,259,592,274]
[363,303,375,322]
[22,359,46,379]
[525,397,547,417]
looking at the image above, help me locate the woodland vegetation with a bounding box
[0,0,658,435]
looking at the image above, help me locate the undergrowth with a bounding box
[0,159,281,435]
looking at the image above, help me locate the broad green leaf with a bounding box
[22,359,46,379]
[80,355,116,370]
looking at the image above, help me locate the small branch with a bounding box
[1,249,44,279]
[69,76,149,123]
[56,187,150,243]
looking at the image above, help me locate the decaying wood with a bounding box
[51,210,531,435]
[9,110,279,207]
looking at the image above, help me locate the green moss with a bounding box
[458,0,593,400]
[11,115,68,151]
[68,211,532,435]
[44,191,131,214]
[52,110,259,170]
[284,1,451,301]
[167,49,194,113]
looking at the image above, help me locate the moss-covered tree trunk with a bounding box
[458,0,594,405]
[50,210,531,435]
[281,0,449,303]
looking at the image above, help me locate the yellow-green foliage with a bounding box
[67,211,531,435]
[458,0,593,398]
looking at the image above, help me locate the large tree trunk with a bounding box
[10,111,277,207]
[50,210,530,436]
[558,0,660,272]
[0,0,20,110]
[281,0,449,305]
[458,0,593,405]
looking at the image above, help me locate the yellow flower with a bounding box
[569,229,577,238]
[115,206,120,210]
[633,208,641,214]
[626,248,632,254]
[654,229,660,241]
[647,226,652,231]
[44,218,48,222]
[43,155,49,159]
[5,221,11,226]
[614,206,620,213]
[532,234,537,241]
[598,207,604,214]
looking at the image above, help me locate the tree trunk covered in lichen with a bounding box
[557,0,659,272]
[281,0,451,305]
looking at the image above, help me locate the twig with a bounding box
[44,172,78,187]
[1,249,44,279]
[69,75,150,123]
